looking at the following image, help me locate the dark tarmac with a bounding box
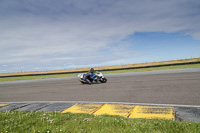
[0,68,200,105]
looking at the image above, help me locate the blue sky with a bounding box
[0,0,200,73]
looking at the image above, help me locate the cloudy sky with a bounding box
[0,0,200,73]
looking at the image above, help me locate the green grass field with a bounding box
[0,111,200,133]
[0,64,200,81]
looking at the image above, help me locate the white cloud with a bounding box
[0,0,200,72]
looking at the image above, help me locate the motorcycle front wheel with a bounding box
[100,78,107,83]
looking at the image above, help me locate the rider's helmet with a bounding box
[90,68,95,73]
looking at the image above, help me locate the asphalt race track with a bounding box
[0,68,200,106]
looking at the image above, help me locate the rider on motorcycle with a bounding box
[85,68,96,84]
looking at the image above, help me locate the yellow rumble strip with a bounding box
[129,105,175,120]
[0,104,9,107]
[93,104,135,117]
[61,103,174,120]
[61,103,103,114]
[0,104,8,107]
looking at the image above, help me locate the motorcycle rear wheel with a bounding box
[80,81,86,84]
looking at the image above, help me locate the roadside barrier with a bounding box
[0,61,200,78]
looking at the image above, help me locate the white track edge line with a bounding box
[0,101,200,108]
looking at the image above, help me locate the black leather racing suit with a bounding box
[85,71,95,84]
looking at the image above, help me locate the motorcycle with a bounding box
[78,71,107,84]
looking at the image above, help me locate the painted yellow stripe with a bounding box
[93,104,135,117]
[61,103,103,114]
[0,104,9,107]
[129,105,174,120]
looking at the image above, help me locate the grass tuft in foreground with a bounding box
[0,111,200,133]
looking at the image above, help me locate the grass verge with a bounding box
[0,111,200,133]
[0,73,78,82]
[102,63,200,74]
[0,64,200,82]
